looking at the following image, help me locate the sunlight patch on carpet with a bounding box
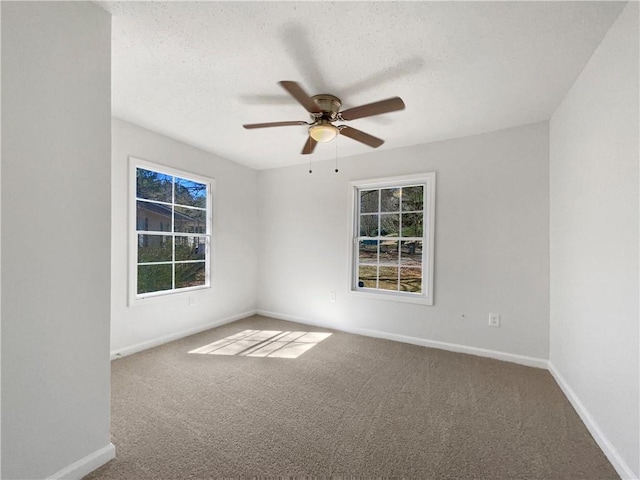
[189,330,332,358]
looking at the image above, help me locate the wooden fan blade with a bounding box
[279,81,322,114]
[243,121,307,129]
[340,97,405,121]
[339,126,384,148]
[301,136,317,155]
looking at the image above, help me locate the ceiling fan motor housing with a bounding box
[311,94,341,122]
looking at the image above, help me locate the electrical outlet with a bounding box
[489,313,500,327]
[329,291,336,303]
[189,296,196,307]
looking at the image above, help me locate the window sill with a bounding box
[348,288,433,306]
[129,284,210,307]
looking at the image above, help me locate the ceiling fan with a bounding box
[243,81,405,155]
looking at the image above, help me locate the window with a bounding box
[350,173,435,305]
[130,158,213,301]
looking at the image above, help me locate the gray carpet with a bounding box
[86,315,618,479]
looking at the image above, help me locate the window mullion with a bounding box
[377,188,381,289]
[135,198,174,208]
[171,177,176,291]
[356,192,362,289]
[397,187,403,291]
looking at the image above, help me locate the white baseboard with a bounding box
[256,309,548,369]
[548,362,638,480]
[111,310,257,360]
[46,443,115,480]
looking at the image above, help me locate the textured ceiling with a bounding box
[98,1,626,170]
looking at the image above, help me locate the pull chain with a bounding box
[334,140,339,173]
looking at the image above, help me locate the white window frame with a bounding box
[348,172,436,306]
[129,157,214,305]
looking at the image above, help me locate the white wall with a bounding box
[111,118,258,355]
[1,2,113,478]
[549,2,639,478]
[258,122,550,362]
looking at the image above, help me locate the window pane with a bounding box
[134,164,213,299]
[174,206,206,233]
[358,265,377,288]
[137,201,172,232]
[359,240,378,263]
[359,214,378,237]
[400,267,422,293]
[401,213,423,237]
[402,186,423,212]
[138,264,172,294]
[137,168,172,202]
[176,262,206,289]
[138,235,173,263]
[380,213,399,237]
[175,178,207,208]
[352,178,432,301]
[378,266,399,291]
[380,188,400,212]
[360,189,379,214]
[401,241,422,266]
[379,240,399,265]
[175,236,206,261]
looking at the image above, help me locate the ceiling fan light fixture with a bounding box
[309,123,339,143]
